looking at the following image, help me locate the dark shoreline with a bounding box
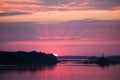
[0,51,58,65]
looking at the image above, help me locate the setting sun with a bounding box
[53,53,58,57]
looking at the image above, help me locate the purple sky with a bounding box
[0,0,120,56]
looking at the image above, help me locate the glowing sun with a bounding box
[53,53,58,56]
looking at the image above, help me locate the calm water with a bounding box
[0,61,120,80]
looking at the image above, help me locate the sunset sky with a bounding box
[0,0,120,56]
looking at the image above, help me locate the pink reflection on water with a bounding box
[34,63,120,80]
[0,63,120,80]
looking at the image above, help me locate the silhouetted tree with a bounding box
[0,51,58,66]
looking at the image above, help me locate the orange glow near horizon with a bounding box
[1,10,120,23]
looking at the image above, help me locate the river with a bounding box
[0,60,120,80]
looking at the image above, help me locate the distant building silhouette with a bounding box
[102,53,104,57]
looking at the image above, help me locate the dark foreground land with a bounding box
[58,55,120,67]
[0,51,58,66]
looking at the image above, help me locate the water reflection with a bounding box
[0,64,56,72]
[59,59,120,68]
[0,62,120,80]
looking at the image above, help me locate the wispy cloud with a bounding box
[1,0,120,14]
[0,0,120,23]
[0,12,31,16]
[42,0,120,10]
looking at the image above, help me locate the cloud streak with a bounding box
[0,12,31,16]
[0,0,120,13]
[0,0,120,23]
